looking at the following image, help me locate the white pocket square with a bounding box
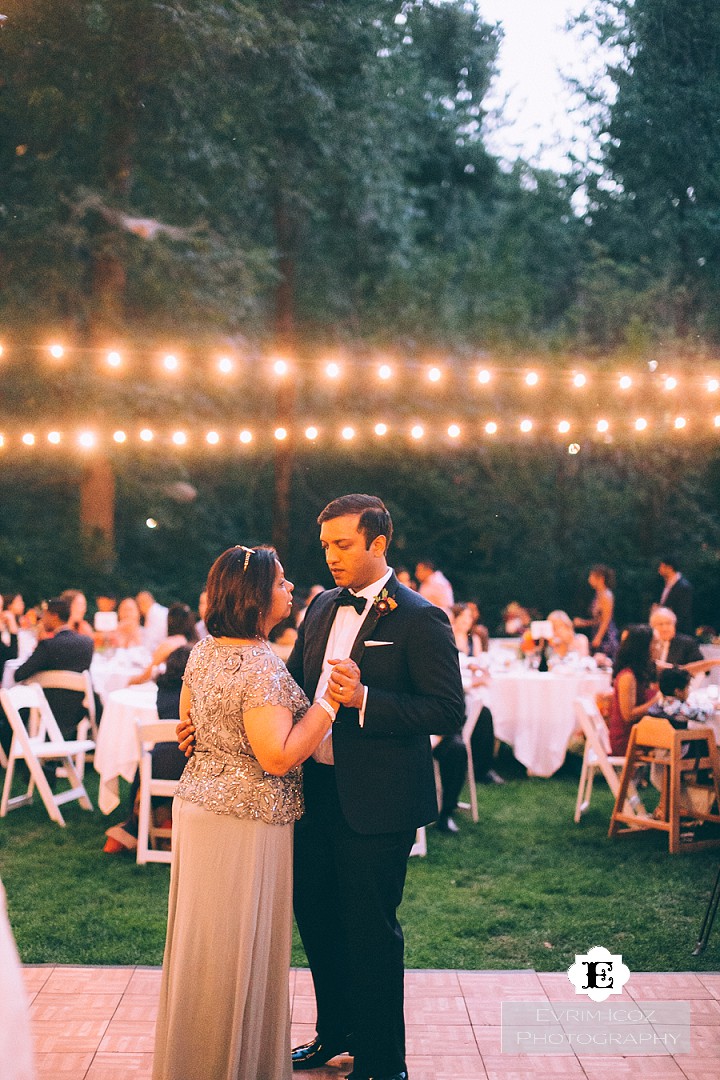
[365,640,393,647]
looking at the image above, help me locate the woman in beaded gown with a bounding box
[153,545,353,1080]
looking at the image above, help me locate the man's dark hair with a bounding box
[416,557,436,571]
[658,665,691,697]
[317,494,393,551]
[659,554,680,571]
[46,597,71,623]
[205,546,278,639]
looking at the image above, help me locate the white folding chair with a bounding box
[0,684,94,826]
[573,696,645,822]
[25,669,97,777]
[135,719,180,865]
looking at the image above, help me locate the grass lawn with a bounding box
[1,750,719,972]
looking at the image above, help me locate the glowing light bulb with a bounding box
[305,426,318,441]
[427,367,442,383]
[49,344,64,359]
[47,431,61,444]
[635,418,648,431]
[140,428,154,442]
[0,345,4,358]
[0,435,4,448]
[113,430,127,444]
[206,431,220,445]
[274,427,288,441]
[172,431,187,446]
[378,364,392,381]
[163,354,179,372]
[146,518,158,530]
[485,421,498,435]
[707,379,719,393]
[674,417,687,429]
[557,420,571,434]
[597,419,610,433]
[273,359,289,376]
[325,362,341,379]
[239,430,253,444]
[106,350,122,368]
[568,443,581,455]
[525,372,539,387]
[477,369,491,384]
[341,426,355,441]
[78,431,96,449]
[573,373,587,388]
[714,416,720,429]
[664,376,678,390]
[619,376,632,390]
[447,424,461,439]
[411,425,424,440]
[374,423,388,436]
[217,357,233,374]
[520,419,533,433]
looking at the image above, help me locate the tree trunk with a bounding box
[271,193,300,562]
[80,456,116,569]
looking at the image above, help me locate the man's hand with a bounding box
[177,718,196,758]
[327,658,364,710]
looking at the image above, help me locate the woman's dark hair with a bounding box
[156,643,194,690]
[317,494,393,550]
[591,564,616,591]
[205,546,278,639]
[167,602,199,642]
[613,624,654,684]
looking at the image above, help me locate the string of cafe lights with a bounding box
[2,341,720,392]
[2,413,720,453]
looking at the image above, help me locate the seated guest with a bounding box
[548,610,590,660]
[650,606,703,669]
[415,558,454,613]
[136,590,169,652]
[128,602,198,686]
[466,601,489,652]
[14,597,94,739]
[500,601,531,637]
[60,589,94,638]
[608,625,660,756]
[268,616,298,662]
[0,594,19,680]
[113,596,145,650]
[449,604,504,793]
[647,666,714,728]
[104,644,192,853]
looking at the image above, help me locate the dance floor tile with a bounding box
[35,1052,95,1079]
[84,1052,154,1079]
[21,966,720,1079]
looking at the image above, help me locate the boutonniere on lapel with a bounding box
[372,588,398,618]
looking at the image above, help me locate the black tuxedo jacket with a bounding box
[286,572,465,835]
[15,629,94,736]
[662,576,693,636]
[666,632,703,667]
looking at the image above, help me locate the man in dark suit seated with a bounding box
[14,597,94,739]
[650,606,703,672]
[657,556,694,636]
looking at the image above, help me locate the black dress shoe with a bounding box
[479,769,505,785]
[292,1036,351,1070]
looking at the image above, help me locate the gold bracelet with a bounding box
[315,696,337,722]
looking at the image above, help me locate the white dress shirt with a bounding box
[142,602,169,653]
[312,568,393,765]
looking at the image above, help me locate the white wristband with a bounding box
[316,697,336,723]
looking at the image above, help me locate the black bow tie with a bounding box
[336,588,366,615]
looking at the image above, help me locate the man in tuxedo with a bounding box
[650,607,703,671]
[657,556,694,636]
[288,494,465,1080]
[14,597,94,738]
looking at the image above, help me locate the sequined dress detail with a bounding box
[175,636,308,824]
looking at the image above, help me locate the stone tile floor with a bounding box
[24,966,720,1079]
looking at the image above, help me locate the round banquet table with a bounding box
[484,667,612,777]
[94,683,158,814]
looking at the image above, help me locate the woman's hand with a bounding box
[177,719,196,758]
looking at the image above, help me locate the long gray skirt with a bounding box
[153,798,294,1080]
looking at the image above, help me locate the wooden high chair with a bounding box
[609,716,720,853]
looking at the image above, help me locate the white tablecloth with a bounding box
[484,668,612,777]
[94,684,158,814]
[1,646,151,698]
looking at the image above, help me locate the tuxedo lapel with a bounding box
[350,572,400,665]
